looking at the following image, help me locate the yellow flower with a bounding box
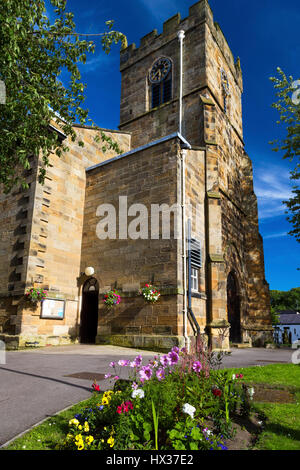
[84,421,89,432]
[78,425,82,430]
[66,433,73,441]
[77,441,84,451]
[75,434,83,441]
[102,396,110,406]
[107,436,115,448]
[86,435,94,445]
[69,418,79,427]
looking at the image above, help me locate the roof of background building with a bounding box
[278,311,300,325]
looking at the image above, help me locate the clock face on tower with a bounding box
[149,58,172,84]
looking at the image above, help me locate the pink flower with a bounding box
[118,359,130,367]
[160,355,171,367]
[139,366,152,381]
[113,376,119,380]
[192,361,202,373]
[135,355,142,367]
[109,361,116,368]
[167,350,179,365]
[131,382,138,390]
[104,373,111,379]
[156,368,165,381]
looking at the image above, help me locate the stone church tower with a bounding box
[0,0,273,350]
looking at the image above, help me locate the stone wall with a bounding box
[0,126,131,346]
[81,137,184,347]
[0,159,38,335]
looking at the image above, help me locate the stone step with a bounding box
[231,343,252,349]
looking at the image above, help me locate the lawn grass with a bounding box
[3,364,300,451]
[226,364,300,450]
[226,363,300,389]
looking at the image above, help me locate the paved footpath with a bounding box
[0,344,293,447]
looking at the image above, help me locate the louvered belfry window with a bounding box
[151,76,172,108]
[190,238,202,269]
[189,237,202,293]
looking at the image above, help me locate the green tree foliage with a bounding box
[270,68,300,243]
[0,0,127,192]
[270,287,300,313]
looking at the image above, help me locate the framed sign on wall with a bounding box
[41,298,65,320]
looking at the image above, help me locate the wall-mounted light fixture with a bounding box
[84,267,95,277]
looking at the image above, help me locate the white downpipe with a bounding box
[178,30,185,136]
[181,149,190,353]
[178,30,189,352]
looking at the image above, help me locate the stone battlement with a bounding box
[120,0,242,89]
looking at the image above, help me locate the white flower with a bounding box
[247,387,255,400]
[131,388,145,399]
[203,427,213,436]
[232,374,236,380]
[182,403,196,419]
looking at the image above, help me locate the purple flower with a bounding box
[118,359,130,367]
[171,346,180,354]
[135,355,142,367]
[139,366,152,382]
[131,382,138,390]
[167,350,179,365]
[109,361,116,368]
[192,361,202,373]
[104,373,112,379]
[156,368,165,381]
[160,355,171,367]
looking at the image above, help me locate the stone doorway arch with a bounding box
[79,278,99,344]
[227,271,241,343]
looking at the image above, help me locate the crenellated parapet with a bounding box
[120,0,242,90]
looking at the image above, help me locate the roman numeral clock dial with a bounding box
[149,58,171,83]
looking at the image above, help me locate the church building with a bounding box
[0,0,273,350]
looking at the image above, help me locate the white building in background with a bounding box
[273,310,300,345]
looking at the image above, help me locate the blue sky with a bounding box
[47,0,299,291]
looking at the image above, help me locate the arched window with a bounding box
[149,57,172,109]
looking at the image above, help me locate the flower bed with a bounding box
[60,344,253,451]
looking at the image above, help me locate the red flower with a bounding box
[92,383,100,392]
[145,284,149,287]
[212,388,222,397]
[117,406,123,414]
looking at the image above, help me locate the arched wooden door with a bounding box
[227,272,241,343]
[80,278,99,344]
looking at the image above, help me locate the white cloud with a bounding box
[264,232,288,239]
[253,163,293,220]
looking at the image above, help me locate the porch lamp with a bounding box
[84,266,95,277]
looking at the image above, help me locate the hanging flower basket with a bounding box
[103,290,121,308]
[25,287,48,303]
[139,283,160,303]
